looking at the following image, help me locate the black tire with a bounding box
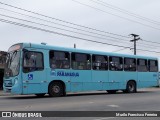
[48,82,63,97]
[63,91,67,96]
[35,93,45,97]
[107,90,117,94]
[125,81,136,93]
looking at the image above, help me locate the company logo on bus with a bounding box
[51,70,79,77]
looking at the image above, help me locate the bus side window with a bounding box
[148,60,158,72]
[23,52,44,72]
[109,56,123,71]
[124,58,136,71]
[49,50,70,69]
[92,55,108,70]
[137,59,148,72]
[72,53,91,70]
[24,52,34,68]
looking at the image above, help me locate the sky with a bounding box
[0,0,160,57]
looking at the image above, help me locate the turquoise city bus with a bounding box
[3,43,159,97]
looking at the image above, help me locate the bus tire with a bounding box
[126,81,136,93]
[107,90,117,94]
[48,82,63,97]
[63,91,67,96]
[35,93,45,97]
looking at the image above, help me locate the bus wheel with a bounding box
[48,82,63,97]
[107,90,117,94]
[126,81,136,93]
[35,94,45,97]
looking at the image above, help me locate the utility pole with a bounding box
[74,43,76,48]
[130,34,140,55]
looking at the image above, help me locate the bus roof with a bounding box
[17,42,158,60]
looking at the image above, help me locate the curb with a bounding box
[0,90,12,96]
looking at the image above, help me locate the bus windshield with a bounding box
[4,50,20,78]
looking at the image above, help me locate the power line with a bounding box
[0,18,131,48]
[1,2,159,46]
[0,7,130,42]
[3,13,158,49]
[0,13,131,45]
[142,39,160,45]
[137,44,159,49]
[90,0,160,26]
[0,8,160,48]
[138,41,160,48]
[0,1,130,39]
[71,0,160,31]
[112,47,131,52]
[0,18,160,54]
[2,13,159,49]
[132,49,160,54]
[1,8,159,48]
[136,49,160,54]
[88,0,160,46]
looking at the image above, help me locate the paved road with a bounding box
[0,88,160,120]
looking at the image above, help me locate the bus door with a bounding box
[108,56,124,90]
[70,53,92,92]
[22,50,47,94]
[92,55,108,90]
